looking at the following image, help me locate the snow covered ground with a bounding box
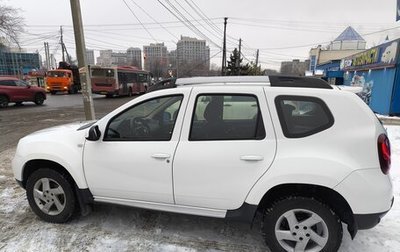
[0,126,399,252]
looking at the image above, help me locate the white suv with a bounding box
[12,76,393,252]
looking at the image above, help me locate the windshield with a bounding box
[91,68,115,78]
[137,73,148,83]
[47,71,68,77]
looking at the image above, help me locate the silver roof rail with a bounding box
[174,75,333,89]
[175,76,271,86]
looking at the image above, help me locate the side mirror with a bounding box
[86,125,101,141]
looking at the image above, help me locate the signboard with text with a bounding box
[341,40,399,71]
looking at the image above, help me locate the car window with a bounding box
[190,94,265,141]
[275,95,334,138]
[15,80,28,87]
[0,80,17,86]
[104,95,183,141]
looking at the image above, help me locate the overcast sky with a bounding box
[4,0,400,70]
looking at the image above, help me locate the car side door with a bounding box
[83,89,190,204]
[173,86,277,210]
[0,79,19,101]
[15,80,33,100]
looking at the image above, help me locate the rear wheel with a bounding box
[262,197,342,252]
[0,95,8,108]
[26,169,76,223]
[34,93,45,105]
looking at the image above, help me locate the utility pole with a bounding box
[44,42,50,70]
[70,0,95,120]
[221,17,228,76]
[50,54,55,69]
[238,38,242,75]
[255,49,259,74]
[60,26,65,62]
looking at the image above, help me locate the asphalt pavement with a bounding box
[0,92,132,152]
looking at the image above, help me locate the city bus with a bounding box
[90,66,150,97]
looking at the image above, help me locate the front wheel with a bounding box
[26,169,76,223]
[262,197,342,252]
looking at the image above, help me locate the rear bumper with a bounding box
[355,196,394,230]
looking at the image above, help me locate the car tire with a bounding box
[0,95,8,108]
[15,101,23,106]
[262,197,342,252]
[34,93,45,105]
[26,168,76,223]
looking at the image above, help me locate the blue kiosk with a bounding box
[341,39,400,115]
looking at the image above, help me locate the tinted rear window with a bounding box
[275,95,334,138]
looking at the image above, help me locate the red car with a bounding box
[0,77,46,108]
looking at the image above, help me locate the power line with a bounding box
[128,0,179,41]
[172,0,223,42]
[156,0,221,48]
[25,18,224,28]
[165,0,220,47]
[185,0,223,35]
[121,0,157,42]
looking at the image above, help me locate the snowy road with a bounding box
[0,126,399,252]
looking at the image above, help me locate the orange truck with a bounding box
[45,63,81,94]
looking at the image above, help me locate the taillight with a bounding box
[377,134,391,174]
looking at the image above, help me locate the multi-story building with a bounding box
[97,48,142,68]
[308,26,367,85]
[176,36,210,77]
[85,49,95,65]
[309,26,366,73]
[111,52,128,66]
[96,50,127,67]
[0,48,41,76]
[143,43,168,78]
[280,59,310,76]
[127,47,142,69]
[96,50,113,67]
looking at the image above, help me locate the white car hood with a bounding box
[26,120,96,138]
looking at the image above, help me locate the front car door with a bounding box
[83,91,189,204]
[173,86,276,210]
[15,80,34,100]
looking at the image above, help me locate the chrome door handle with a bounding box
[240,155,264,161]
[151,153,171,159]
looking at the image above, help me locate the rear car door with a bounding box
[173,86,277,210]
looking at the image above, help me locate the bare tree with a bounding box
[0,2,24,47]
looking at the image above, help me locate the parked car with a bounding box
[0,76,46,108]
[12,76,393,252]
